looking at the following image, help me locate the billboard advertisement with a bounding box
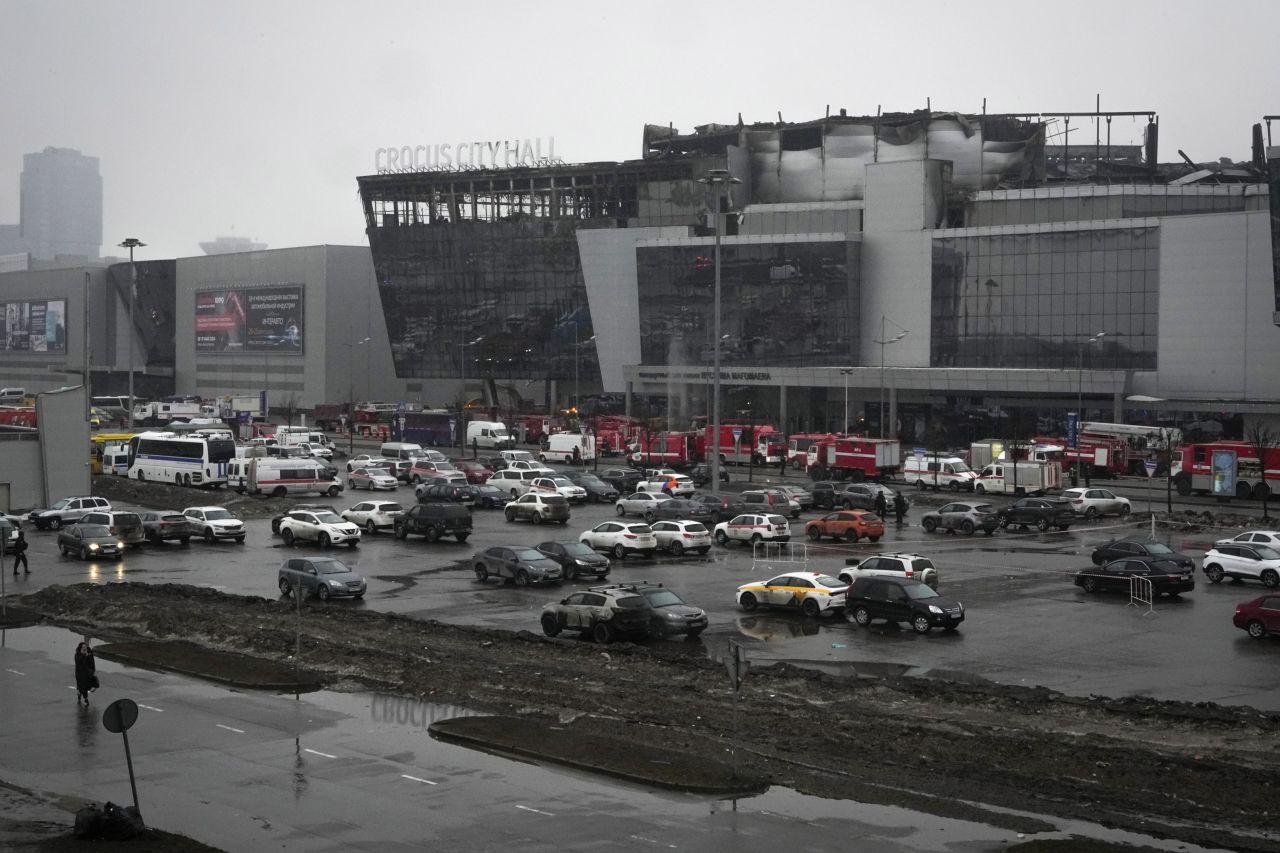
[1211,449,1237,497]
[195,286,304,353]
[2,299,66,353]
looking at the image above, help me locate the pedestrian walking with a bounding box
[893,493,908,526]
[12,530,28,575]
[778,453,787,478]
[874,491,888,519]
[74,641,97,706]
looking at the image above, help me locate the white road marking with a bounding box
[515,804,555,817]
[216,724,245,734]
[400,774,438,785]
[138,704,164,713]
[628,836,677,848]
[303,748,337,759]
[5,669,25,676]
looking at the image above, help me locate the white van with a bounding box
[465,421,514,450]
[380,441,426,462]
[103,442,131,475]
[902,455,977,491]
[487,468,544,497]
[235,457,342,498]
[540,433,595,465]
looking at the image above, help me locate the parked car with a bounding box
[1215,530,1280,550]
[839,553,939,590]
[348,466,399,491]
[470,483,510,509]
[394,503,473,543]
[0,516,18,548]
[475,455,508,473]
[270,504,337,535]
[688,493,748,522]
[736,572,849,617]
[535,540,612,581]
[277,556,366,600]
[539,584,649,643]
[139,511,196,545]
[615,491,673,518]
[506,459,556,474]
[805,510,884,543]
[741,489,801,519]
[688,463,729,486]
[415,482,477,507]
[1061,487,1132,520]
[56,523,124,560]
[346,454,389,473]
[648,498,716,523]
[340,500,405,534]
[278,509,362,548]
[636,474,695,497]
[628,582,708,638]
[580,521,658,560]
[920,501,999,536]
[713,514,791,546]
[844,576,965,633]
[531,476,588,503]
[811,482,898,512]
[649,520,713,556]
[563,471,620,503]
[778,485,814,511]
[78,510,145,548]
[451,459,493,484]
[409,459,460,484]
[472,545,563,586]
[29,496,111,530]
[182,506,246,543]
[1202,544,1280,588]
[1091,538,1194,570]
[1233,593,1280,639]
[1074,557,1196,597]
[505,493,572,525]
[598,467,644,494]
[997,497,1076,532]
[488,468,546,498]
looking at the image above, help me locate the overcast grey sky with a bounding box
[2,0,1275,261]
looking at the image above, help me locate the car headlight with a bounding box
[928,605,944,614]
[663,612,683,621]
[89,543,100,550]
[117,541,125,549]
[329,580,344,588]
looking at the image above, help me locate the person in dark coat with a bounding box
[12,530,29,575]
[873,491,888,519]
[74,642,96,706]
[893,493,908,526]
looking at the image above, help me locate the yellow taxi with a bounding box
[735,571,849,618]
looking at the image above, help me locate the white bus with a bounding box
[127,431,236,487]
[228,457,342,497]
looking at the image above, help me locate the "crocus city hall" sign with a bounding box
[375,137,561,174]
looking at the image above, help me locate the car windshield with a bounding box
[973,504,995,513]
[615,595,647,609]
[552,478,574,487]
[514,548,547,561]
[51,498,71,509]
[377,503,405,512]
[508,451,535,462]
[684,522,709,533]
[314,512,344,523]
[477,485,502,495]
[544,496,569,506]
[642,589,684,607]
[204,510,233,520]
[765,515,787,525]
[578,475,606,487]
[815,575,845,588]
[1144,543,1174,555]
[78,524,111,536]
[161,514,186,522]
[561,543,597,558]
[905,584,940,600]
[313,559,352,575]
[1256,545,1280,560]
[631,525,654,534]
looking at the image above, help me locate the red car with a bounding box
[1233,594,1280,639]
[452,459,493,484]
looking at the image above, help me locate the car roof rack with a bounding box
[587,581,664,593]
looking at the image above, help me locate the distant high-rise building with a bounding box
[0,223,24,255]
[199,236,267,255]
[20,146,102,260]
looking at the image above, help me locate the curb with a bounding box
[93,641,325,692]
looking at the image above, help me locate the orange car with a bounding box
[804,510,884,544]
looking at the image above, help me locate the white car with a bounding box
[615,491,673,518]
[531,476,588,503]
[649,519,713,556]
[489,468,545,497]
[348,466,399,491]
[579,521,658,560]
[736,572,849,617]
[1060,487,1131,520]
[182,506,246,543]
[346,454,388,473]
[1202,543,1280,588]
[278,509,362,548]
[636,474,695,496]
[341,500,406,534]
[507,459,556,474]
[714,514,791,546]
[1215,530,1280,550]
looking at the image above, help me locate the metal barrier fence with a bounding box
[752,541,809,573]
[1128,575,1155,616]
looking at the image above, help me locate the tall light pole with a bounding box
[458,336,483,451]
[1075,330,1106,485]
[839,368,855,434]
[698,168,739,495]
[875,316,908,440]
[119,238,145,429]
[346,337,371,454]
[574,331,596,418]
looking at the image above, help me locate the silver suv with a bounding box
[741,489,801,519]
[29,496,112,530]
[840,552,939,590]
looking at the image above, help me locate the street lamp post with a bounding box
[574,331,596,420]
[839,368,855,434]
[874,316,908,440]
[118,238,145,429]
[1075,331,1107,486]
[458,336,483,452]
[698,168,739,496]
[346,337,371,455]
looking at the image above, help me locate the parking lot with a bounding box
[10,463,1279,712]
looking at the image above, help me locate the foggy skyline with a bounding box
[2,0,1276,261]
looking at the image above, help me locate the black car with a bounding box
[475,455,508,472]
[810,481,894,511]
[473,545,562,586]
[627,582,709,638]
[470,483,509,509]
[563,471,619,503]
[394,503,473,543]
[1090,538,1194,569]
[271,503,338,535]
[844,576,965,634]
[647,498,716,523]
[535,540,612,581]
[1074,557,1195,597]
[598,466,643,495]
[997,497,1076,532]
[415,482,477,507]
[688,493,749,522]
[688,463,729,487]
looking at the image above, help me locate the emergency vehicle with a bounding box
[1033,434,1129,479]
[629,431,699,468]
[806,436,901,481]
[786,433,835,470]
[1173,441,1280,500]
[698,423,785,466]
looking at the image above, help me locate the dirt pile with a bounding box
[17,582,1280,851]
[90,475,295,519]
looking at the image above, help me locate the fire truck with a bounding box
[806,436,901,481]
[0,406,37,428]
[590,414,643,457]
[786,433,836,470]
[1172,441,1280,500]
[629,431,699,468]
[1033,434,1129,479]
[697,423,786,466]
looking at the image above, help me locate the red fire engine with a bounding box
[1033,434,1129,479]
[696,422,785,466]
[1173,441,1280,500]
[629,431,699,468]
[807,436,901,481]
[0,406,36,428]
[786,433,836,470]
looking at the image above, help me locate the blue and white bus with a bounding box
[127,431,236,487]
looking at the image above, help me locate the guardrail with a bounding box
[752,541,809,573]
[1128,575,1155,616]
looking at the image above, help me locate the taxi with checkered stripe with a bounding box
[735,571,849,617]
